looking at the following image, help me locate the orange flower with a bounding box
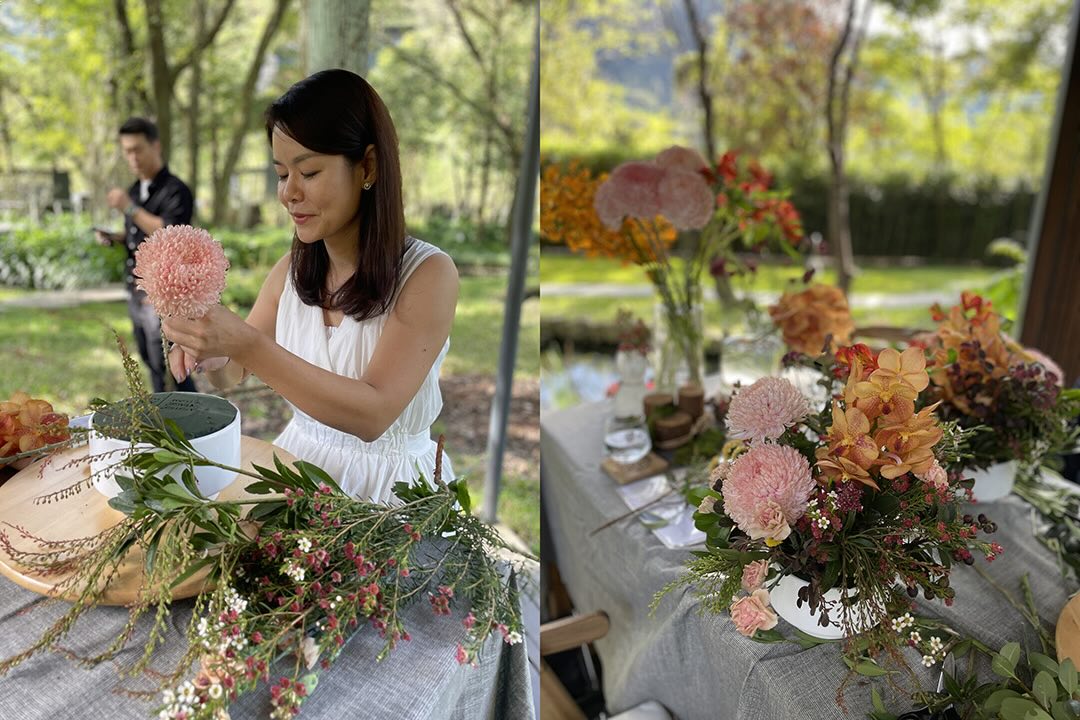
[815,449,879,490]
[870,348,929,393]
[0,391,69,458]
[769,284,855,355]
[874,405,943,479]
[822,401,878,470]
[853,376,919,424]
[540,161,677,265]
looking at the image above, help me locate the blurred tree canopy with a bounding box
[540,0,1071,192]
[0,0,534,234]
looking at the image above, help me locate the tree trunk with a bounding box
[825,0,869,296]
[306,0,373,75]
[212,0,290,226]
[144,0,173,161]
[188,0,206,218]
[683,0,716,163]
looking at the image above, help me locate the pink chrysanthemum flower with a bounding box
[593,161,665,229]
[654,145,708,174]
[723,443,814,545]
[134,225,230,318]
[658,168,714,230]
[726,377,810,442]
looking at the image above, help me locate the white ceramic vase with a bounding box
[89,394,242,500]
[770,574,877,640]
[966,460,1018,502]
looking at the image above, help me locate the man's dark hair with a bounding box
[118,117,159,142]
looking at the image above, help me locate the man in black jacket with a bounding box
[95,117,197,393]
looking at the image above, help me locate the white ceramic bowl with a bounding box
[89,393,242,499]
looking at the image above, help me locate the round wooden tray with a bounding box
[1057,593,1080,666]
[0,436,297,606]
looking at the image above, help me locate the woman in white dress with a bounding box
[161,69,458,502]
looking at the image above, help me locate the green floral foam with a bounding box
[93,392,237,441]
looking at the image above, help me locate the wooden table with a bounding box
[0,436,296,605]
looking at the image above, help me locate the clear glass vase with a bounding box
[651,299,705,394]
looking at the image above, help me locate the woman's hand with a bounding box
[162,305,256,371]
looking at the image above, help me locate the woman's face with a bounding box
[272,128,373,248]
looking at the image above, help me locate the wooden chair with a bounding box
[540,611,672,720]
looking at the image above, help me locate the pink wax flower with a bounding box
[658,168,714,230]
[134,225,229,318]
[593,161,666,229]
[726,377,810,442]
[740,559,769,592]
[654,145,709,174]
[723,443,814,545]
[730,588,778,637]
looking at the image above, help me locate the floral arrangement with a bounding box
[769,283,855,355]
[653,345,1002,648]
[0,391,70,465]
[541,148,804,388]
[919,292,1080,470]
[0,338,527,720]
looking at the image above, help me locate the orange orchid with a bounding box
[870,348,930,393]
[814,448,880,490]
[823,401,878,470]
[852,376,919,424]
[0,391,70,458]
[874,405,943,480]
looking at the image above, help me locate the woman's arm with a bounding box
[163,253,459,442]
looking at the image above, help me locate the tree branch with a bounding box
[170,0,238,87]
[445,0,485,69]
[826,0,858,161]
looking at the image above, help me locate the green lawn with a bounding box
[540,254,1001,295]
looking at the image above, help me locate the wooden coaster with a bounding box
[1057,594,1080,665]
[602,453,669,485]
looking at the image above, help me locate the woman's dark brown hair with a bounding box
[265,69,405,321]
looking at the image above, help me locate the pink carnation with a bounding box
[917,460,948,491]
[654,145,708,174]
[740,559,769,592]
[726,377,810,442]
[134,225,229,318]
[723,443,814,544]
[658,168,714,230]
[730,588,778,637]
[594,161,665,229]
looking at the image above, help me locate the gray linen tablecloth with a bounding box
[0,566,533,719]
[541,399,1077,720]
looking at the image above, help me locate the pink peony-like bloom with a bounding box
[740,559,769,592]
[134,225,229,318]
[593,161,666,229]
[730,588,778,637]
[654,145,708,174]
[726,377,810,442]
[658,168,714,230]
[917,459,949,491]
[723,443,814,545]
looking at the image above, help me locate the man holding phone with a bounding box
[96,117,197,393]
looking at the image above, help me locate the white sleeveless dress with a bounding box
[272,238,453,502]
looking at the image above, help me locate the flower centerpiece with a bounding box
[541,148,804,391]
[653,345,1002,643]
[918,292,1080,500]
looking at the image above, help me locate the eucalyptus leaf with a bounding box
[1034,670,1059,709]
[1031,653,1061,677]
[1061,659,1077,695]
[985,689,1022,713]
[1000,697,1052,720]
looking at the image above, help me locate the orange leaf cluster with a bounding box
[540,161,677,265]
[0,391,70,458]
